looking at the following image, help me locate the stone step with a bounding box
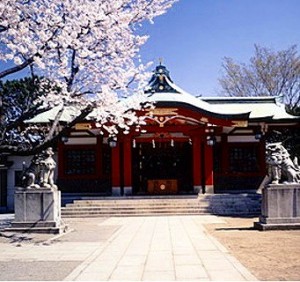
[62,213,206,218]
[61,193,262,217]
[70,198,200,203]
[67,201,259,207]
[64,203,260,210]
[62,205,212,211]
[4,225,63,234]
[62,209,259,218]
[66,202,209,208]
[62,207,210,213]
[62,206,259,212]
[62,207,210,212]
[66,198,259,206]
[62,194,261,203]
[66,202,260,209]
[62,210,211,218]
[62,208,212,215]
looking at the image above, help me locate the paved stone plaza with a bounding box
[0,215,257,281]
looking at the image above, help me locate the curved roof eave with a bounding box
[155,100,250,120]
[25,105,79,123]
[203,96,300,120]
[145,64,252,119]
[249,116,300,123]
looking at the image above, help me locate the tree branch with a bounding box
[0,57,34,79]
[66,49,79,92]
[0,25,8,32]
[5,107,49,132]
[43,106,64,142]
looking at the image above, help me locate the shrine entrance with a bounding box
[132,141,193,195]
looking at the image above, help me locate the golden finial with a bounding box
[159,57,163,65]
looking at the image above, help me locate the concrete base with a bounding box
[5,187,64,234]
[196,185,215,195]
[112,187,121,196]
[205,185,214,194]
[123,186,132,196]
[254,221,300,231]
[254,184,300,231]
[194,186,202,194]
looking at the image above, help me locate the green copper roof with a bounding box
[145,64,180,94]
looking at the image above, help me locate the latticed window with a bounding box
[64,149,96,175]
[229,146,258,173]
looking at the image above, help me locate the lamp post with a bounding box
[206,136,216,146]
[108,137,117,148]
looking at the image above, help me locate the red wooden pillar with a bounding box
[204,143,214,193]
[111,143,121,196]
[192,136,202,194]
[123,138,132,195]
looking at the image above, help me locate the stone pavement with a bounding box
[0,214,257,281]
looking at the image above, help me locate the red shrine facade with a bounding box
[56,65,299,196]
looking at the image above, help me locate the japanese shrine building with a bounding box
[55,64,299,196]
[2,64,300,211]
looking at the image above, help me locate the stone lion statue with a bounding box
[22,147,57,189]
[265,143,300,185]
[21,153,43,189]
[39,147,57,188]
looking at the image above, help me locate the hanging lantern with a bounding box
[170,139,174,147]
[108,137,117,148]
[152,139,155,148]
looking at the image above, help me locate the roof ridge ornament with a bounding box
[159,57,163,66]
[145,63,180,94]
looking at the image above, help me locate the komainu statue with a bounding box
[21,154,43,189]
[265,143,300,185]
[22,147,57,189]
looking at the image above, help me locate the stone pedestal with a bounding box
[112,187,121,196]
[254,184,300,230]
[123,186,132,196]
[205,185,214,194]
[194,185,201,194]
[7,187,64,234]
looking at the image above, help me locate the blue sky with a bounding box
[2,1,300,97]
[140,0,300,97]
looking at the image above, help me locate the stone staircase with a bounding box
[202,193,261,216]
[61,193,261,218]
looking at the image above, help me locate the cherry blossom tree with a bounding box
[0,0,176,153]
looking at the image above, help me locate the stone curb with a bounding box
[202,225,258,281]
